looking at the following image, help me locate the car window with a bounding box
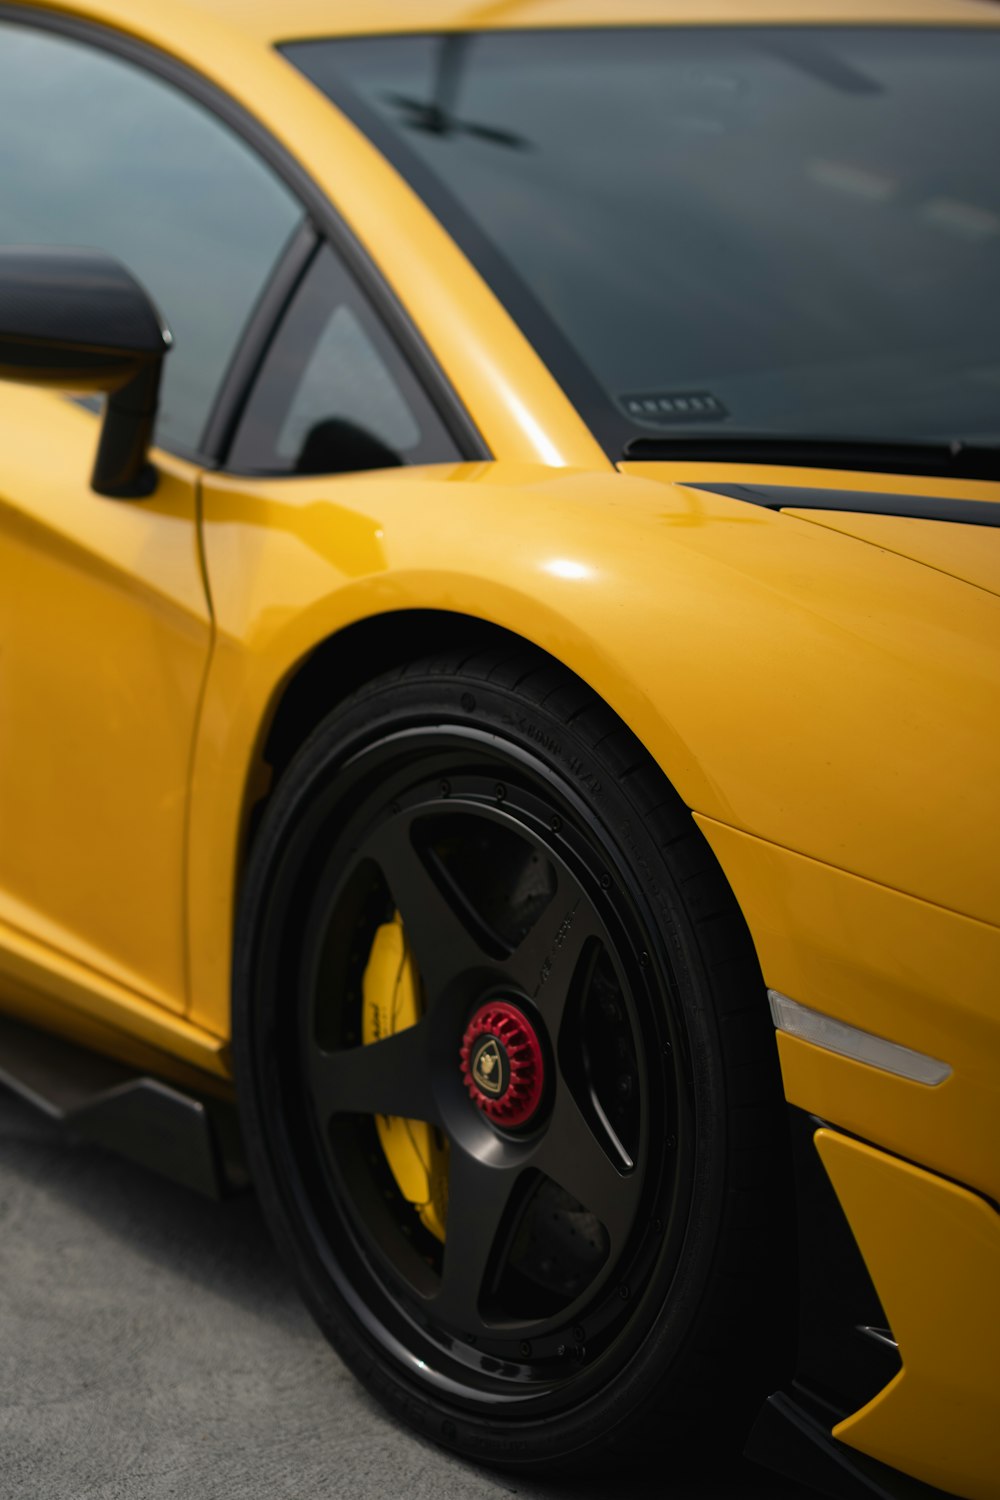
[227,244,459,474]
[0,20,302,455]
[286,27,1000,458]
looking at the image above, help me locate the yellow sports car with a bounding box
[0,2,997,1496]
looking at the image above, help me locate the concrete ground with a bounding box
[0,1085,817,1500]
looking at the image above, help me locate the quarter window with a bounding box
[227,244,459,474]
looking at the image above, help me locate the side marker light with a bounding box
[767,990,951,1086]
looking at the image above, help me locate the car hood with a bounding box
[671,479,1000,598]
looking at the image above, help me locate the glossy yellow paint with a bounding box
[697,817,1000,1203]
[8,3,992,1073]
[816,1129,1000,1500]
[0,911,230,1083]
[783,509,1000,599]
[189,460,1000,1035]
[106,0,1000,46]
[0,384,211,1015]
[1,6,998,1489]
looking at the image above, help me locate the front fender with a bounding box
[188,460,1000,1037]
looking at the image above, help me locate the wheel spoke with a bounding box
[433,1145,522,1330]
[308,1018,440,1125]
[367,817,486,999]
[534,1083,641,1253]
[509,866,600,1030]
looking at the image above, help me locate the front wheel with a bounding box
[233,648,791,1472]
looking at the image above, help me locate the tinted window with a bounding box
[228,244,458,474]
[0,21,302,453]
[286,28,1000,456]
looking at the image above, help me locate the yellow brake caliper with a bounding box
[362,912,448,1242]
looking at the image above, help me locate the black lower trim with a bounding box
[0,1014,245,1198]
[198,219,319,463]
[746,1390,959,1500]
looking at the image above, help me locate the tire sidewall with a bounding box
[233,663,777,1471]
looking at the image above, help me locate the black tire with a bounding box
[233,647,792,1474]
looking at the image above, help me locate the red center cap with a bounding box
[460,1001,544,1128]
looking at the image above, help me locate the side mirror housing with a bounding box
[0,247,172,498]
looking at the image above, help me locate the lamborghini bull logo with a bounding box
[472,1037,505,1095]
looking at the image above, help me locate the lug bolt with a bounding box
[519,1340,532,1358]
[495,782,507,800]
[440,779,451,797]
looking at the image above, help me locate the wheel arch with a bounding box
[260,608,518,791]
[246,604,714,879]
[238,604,768,1025]
[185,578,760,1042]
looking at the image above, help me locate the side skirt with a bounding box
[746,1390,959,1500]
[0,1013,246,1198]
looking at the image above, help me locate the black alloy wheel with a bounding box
[234,648,792,1472]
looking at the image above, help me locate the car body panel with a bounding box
[111,0,1000,45]
[779,508,1000,599]
[188,459,1000,1040]
[0,911,230,1080]
[697,816,1000,1204]
[817,1128,1000,1500]
[0,383,211,1013]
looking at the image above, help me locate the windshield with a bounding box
[284,27,1000,457]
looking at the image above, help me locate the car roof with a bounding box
[174,0,1000,46]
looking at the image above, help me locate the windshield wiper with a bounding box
[620,435,1000,481]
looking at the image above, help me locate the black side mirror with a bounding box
[0,246,172,498]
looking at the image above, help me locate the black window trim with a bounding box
[0,5,489,468]
[199,218,320,465]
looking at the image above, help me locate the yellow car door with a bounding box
[0,382,209,1020]
[0,11,302,1027]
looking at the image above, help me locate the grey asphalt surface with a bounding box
[0,1084,817,1500]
